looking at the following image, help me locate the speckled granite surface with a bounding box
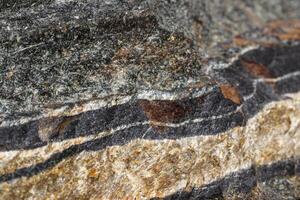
[0,0,300,199]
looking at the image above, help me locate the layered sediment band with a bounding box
[1,1,300,199]
[0,93,300,198]
[1,45,300,152]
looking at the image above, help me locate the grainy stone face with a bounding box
[0,0,300,199]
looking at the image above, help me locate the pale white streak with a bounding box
[1,104,242,156]
[243,71,300,101]
[2,48,300,128]
[4,69,300,128]
[0,44,281,128]
[0,106,242,171]
[0,95,133,127]
[79,71,300,142]
[2,91,300,175]
[0,121,151,165]
[151,105,242,128]
[204,61,227,75]
[105,121,149,135]
[55,0,77,3]
[136,86,215,101]
[204,45,260,75]
[243,79,262,101]
[229,45,260,64]
[11,43,44,55]
[1,86,216,128]
[268,71,300,82]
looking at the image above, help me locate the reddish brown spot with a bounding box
[241,59,273,78]
[139,100,187,130]
[88,168,98,178]
[220,84,242,105]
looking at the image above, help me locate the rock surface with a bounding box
[0,0,300,199]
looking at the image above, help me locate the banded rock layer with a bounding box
[0,0,300,199]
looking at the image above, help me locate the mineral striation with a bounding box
[0,0,300,199]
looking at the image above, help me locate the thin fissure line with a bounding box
[11,42,45,55]
[243,70,300,101]
[151,108,241,128]
[1,107,241,156]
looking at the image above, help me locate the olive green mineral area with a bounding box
[0,0,300,200]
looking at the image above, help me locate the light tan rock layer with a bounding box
[0,92,300,199]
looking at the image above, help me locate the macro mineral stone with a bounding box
[0,0,300,199]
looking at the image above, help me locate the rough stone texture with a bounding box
[0,0,300,199]
[1,95,300,199]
